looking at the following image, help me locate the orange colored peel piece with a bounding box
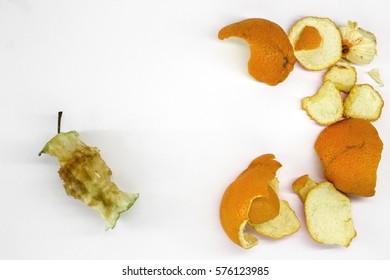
[315,119,383,197]
[295,25,322,51]
[220,154,282,248]
[218,18,296,86]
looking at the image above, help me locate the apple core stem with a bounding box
[57,111,63,134]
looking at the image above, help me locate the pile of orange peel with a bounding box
[218,16,384,248]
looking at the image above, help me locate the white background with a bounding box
[0,0,389,260]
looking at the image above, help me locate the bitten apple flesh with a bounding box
[40,131,138,229]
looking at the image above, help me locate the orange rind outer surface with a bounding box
[220,154,282,248]
[315,119,383,196]
[248,186,280,224]
[218,18,296,86]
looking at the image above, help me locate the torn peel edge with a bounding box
[238,219,259,249]
[238,192,269,249]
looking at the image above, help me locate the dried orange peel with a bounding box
[248,185,280,224]
[305,182,356,247]
[368,68,384,86]
[289,16,342,70]
[218,18,296,86]
[344,84,384,121]
[315,118,383,196]
[252,200,301,240]
[220,154,300,248]
[293,176,357,247]
[220,154,281,248]
[339,21,377,65]
[292,174,318,202]
[302,80,343,126]
[324,64,357,93]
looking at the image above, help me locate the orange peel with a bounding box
[315,118,383,196]
[252,200,301,239]
[292,174,318,202]
[248,186,280,224]
[302,80,343,126]
[292,175,357,247]
[289,16,342,70]
[343,84,384,121]
[218,18,296,86]
[220,154,282,248]
[305,182,357,247]
[324,64,357,93]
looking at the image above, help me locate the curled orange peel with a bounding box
[220,154,282,248]
[218,18,296,86]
